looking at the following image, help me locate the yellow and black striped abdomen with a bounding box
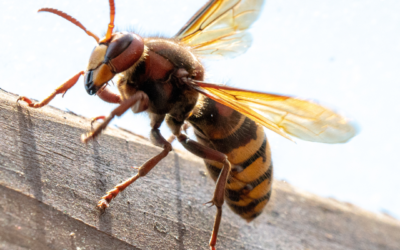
[188,96,272,221]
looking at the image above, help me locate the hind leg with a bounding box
[177,133,230,250]
[166,116,230,250]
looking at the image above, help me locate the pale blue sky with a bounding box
[1,0,399,219]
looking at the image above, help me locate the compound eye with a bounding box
[87,44,108,70]
[104,33,134,63]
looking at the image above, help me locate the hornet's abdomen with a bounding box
[188,96,273,221]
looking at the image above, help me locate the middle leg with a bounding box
[98,114,173,209]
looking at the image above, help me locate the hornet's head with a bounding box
[84,33,144,95]
[38,0,144,95]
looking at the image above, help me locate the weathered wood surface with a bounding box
[0,89,399,250]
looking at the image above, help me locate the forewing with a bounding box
[175,0,265,59]
[192,32,253,59]
[192,82,357,143]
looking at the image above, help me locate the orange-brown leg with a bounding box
[97,86,121,104]
[90,87,121,128]
[81,91,149,143]
[98,126,172,208]
[90,116,106,130]
[176,133,231,250]
[17,71,84,108]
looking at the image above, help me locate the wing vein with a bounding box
[191,81,357,143]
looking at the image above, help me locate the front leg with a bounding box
[17,71,122,109]
[81,91,149,143]
[17,71,84,108]
[89,86,122,128]
[96,85,121,104]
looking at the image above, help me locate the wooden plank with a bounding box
[0,89,399,250]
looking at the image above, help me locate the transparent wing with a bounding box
[175,0,265,59]
[192,81,357,143]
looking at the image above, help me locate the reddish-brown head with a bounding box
[38,0,145,95]
[85,33,144,95]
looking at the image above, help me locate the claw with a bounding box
[204,200,215,207]
[90,115,106,129]
[98,199,109,209]
[17,96,38,108]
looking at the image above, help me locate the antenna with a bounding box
[103,0,116,42]
[38,8,100,43]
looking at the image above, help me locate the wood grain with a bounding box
[0,89,399,250]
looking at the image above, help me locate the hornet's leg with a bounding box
[90,86,122,128]
[81,91,148,143]
[177,133,230,250]
[17,71,84,108]
[96,86,121,104]
[98,114,172,209]
[166,114,230,250]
